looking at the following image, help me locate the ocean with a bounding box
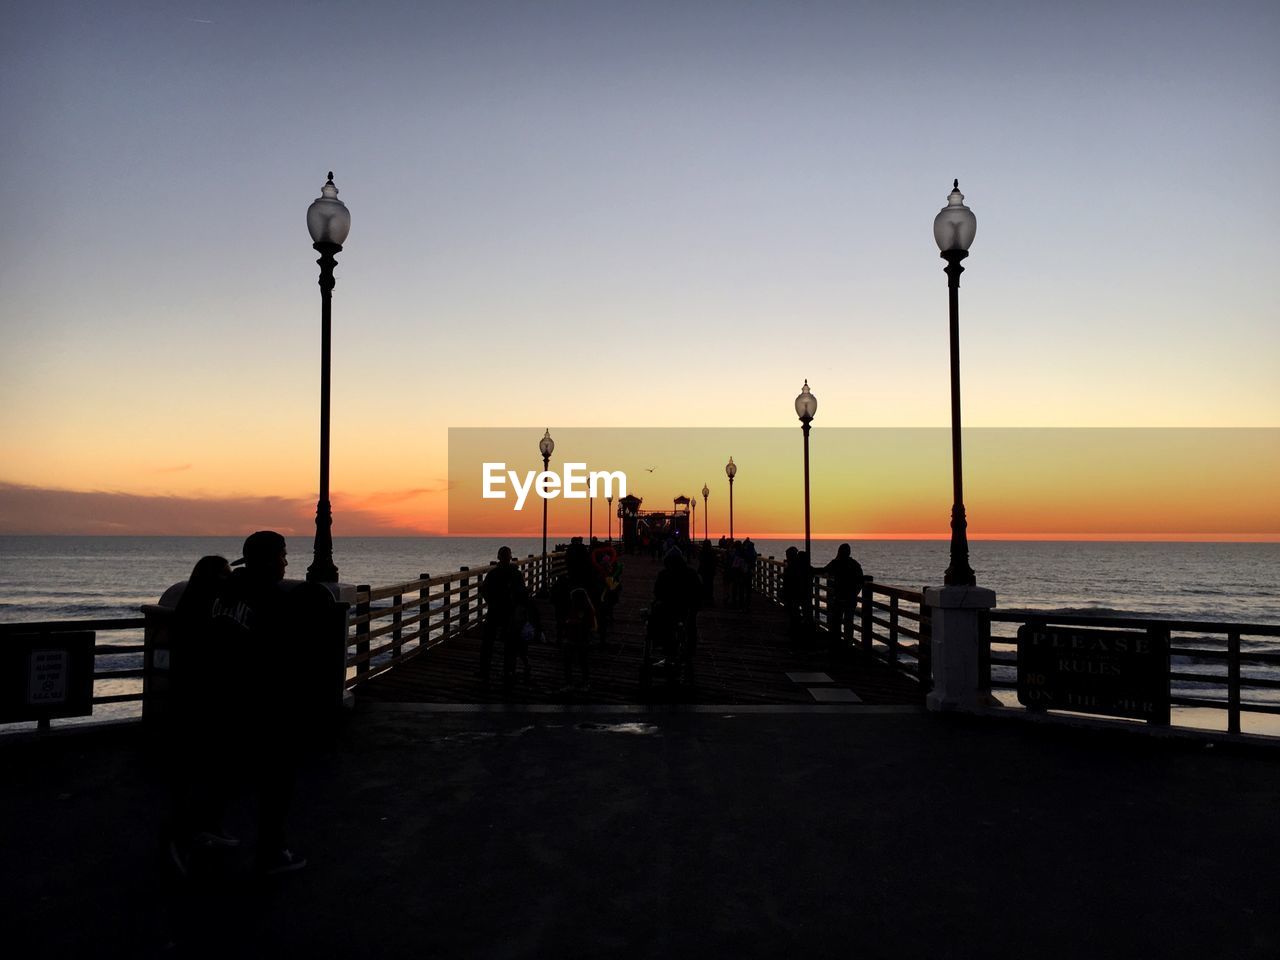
[2,537,1278,731]
[2,536,1277,625]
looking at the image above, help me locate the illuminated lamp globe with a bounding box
[307,172,351,247]
[795,380,817,422]
[933,179,976,253]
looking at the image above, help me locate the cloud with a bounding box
[153,464,193,474]
[0,482,442,536]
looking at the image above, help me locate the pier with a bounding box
[4,544,1278,736]
[4,546,1280,957]
[352,552,923,707]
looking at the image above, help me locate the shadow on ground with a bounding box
[4,709,1279,958]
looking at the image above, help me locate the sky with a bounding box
[0,1,1276,538]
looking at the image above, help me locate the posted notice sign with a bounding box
[0,632,95,723]
[1017,624,1170,723]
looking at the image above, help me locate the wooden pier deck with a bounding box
[354,555,922,706]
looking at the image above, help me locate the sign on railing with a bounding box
[0,631,96,724]
[1017,624,1170,723]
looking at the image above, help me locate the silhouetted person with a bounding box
[507,596,540,684]
[166,555,236,875]
[555,536,603,644]
[783,547,814,645]
[652,548,702,679]
[212,530,308,875]
[561,587,595,692]
[591,543,623,648]
[728,540,750,609]
[821,543,866,654]
[565,536,592,585]
[741,538,757,610]
[697,540,717,606]
[479,546,528,685]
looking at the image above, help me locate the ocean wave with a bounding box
[996,606,1158,620]
[0,602,143,622]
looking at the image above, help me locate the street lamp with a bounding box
[305,172,351,584]
[701,483,710,542]
[690,496,696,544]
[795,379,817,556]
[539,428,554,588]
[725,457,737,541]
[606,494,613,542]
[934,179,977,586]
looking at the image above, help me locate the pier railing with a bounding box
[752,556,931,689]
[344,551,566,689]
[0,551,567,732]
[981,610,1280,735]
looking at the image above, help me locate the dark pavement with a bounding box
[4,707,1279,959]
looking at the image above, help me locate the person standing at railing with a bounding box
[783,547,814,645]
[211,530,314,876]
[821,543,866,655]
[165,554,236,876]
[479,546,528,687]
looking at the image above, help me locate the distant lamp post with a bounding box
[691,497,696,542]
[701,483,710,542]
[725,457,737,541]
[607,494,614,542]
[795,379,817,557]
[539,429,555,586]
[934,179,978,586]
[305,172,351,584]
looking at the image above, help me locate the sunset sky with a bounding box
[1,1,1276,538]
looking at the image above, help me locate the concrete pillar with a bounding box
[923,585,997,712]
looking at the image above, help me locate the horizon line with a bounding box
[3,531,1277,543]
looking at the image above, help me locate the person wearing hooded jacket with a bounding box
[651,548,703,679]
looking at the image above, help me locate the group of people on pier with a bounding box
[782,543,867,650]
[476,536,870,690]
[480,536,625,693]
[160,530,869,884]
[718,537,759,609]
[166,531,337,880]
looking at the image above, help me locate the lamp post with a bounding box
[691,497,696,544]
[795,380,817,557]
[701,483,709,542]
[607,495,613,542]
[539,428,554,589]
[725,457,737,541]
[305,172,351,584]
[934,179,977,586]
